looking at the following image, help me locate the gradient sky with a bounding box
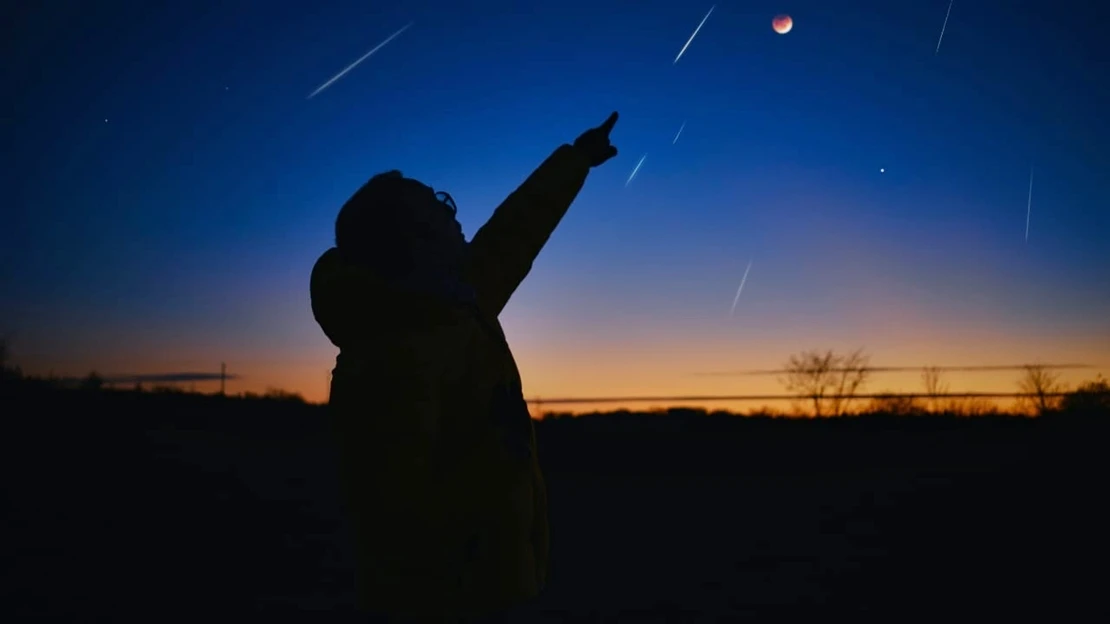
[5,0,1109,410]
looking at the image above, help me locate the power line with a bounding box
[692,364,1095,377]
[526,392,1073,405]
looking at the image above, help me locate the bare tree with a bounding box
[1017,364,1066,415]
[782,349,833,418]
[832,349,872,416]
[780,348,872,417]
[922,366,949,413]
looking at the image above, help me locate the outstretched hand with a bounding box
[573,112,619,168]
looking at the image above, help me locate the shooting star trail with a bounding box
[935,0,953,55]
[307,22,413,99]
[673,121,686,144]
[674,5,716,65]
[729,259,752,318]
[1025,165,1034,243]
[625,154,647,187]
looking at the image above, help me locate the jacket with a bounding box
[309,143,593,619]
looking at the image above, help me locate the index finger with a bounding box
[599,111,619,133]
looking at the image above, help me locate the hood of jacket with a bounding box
[310,247,476,351]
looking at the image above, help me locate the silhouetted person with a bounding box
[310,112,620,622]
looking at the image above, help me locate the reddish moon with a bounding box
[772,14,793,35]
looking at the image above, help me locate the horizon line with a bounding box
[527,391,1075,405]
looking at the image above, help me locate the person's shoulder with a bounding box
[312,247,342,274]
[310,248,351,303]
[310,247,339,285]
[311,247,469,337]
[311,247,382,292]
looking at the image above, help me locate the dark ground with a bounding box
[4,385,1108,621]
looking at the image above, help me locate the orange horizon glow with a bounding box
[17,349,1108,416]
[13,239,1109,414]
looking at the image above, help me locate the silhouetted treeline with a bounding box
[4,371,1107,477]
[4,368,1108,428]
[4,362,1109,618]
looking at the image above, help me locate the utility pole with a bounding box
[220,362,226,396]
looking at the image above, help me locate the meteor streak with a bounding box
[935,0,953,55]
[626,154,647,187]
[1025,165,1034,242]
[673,121,686,144]
[729,259,752,318]
[308,22,413,99]
[674,5,716,65]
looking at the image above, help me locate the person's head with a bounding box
[335,170,466,275]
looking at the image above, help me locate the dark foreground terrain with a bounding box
[4,384,1108,621]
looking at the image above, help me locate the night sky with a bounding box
[5,1,1109,409]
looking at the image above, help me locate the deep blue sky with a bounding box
[4,1,1108,404]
